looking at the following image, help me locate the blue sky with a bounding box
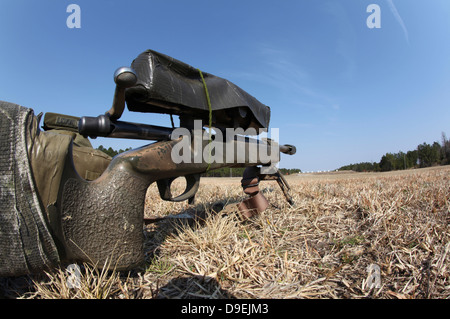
[1,1,449,172]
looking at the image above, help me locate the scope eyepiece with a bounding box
[79,114,111,138]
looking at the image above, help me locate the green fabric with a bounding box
[0,101,60,276]
[198,68,213,172]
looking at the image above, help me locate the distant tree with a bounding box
[393,151,405,170]
[406,150,418,168]
[279,168,301,175]
[417,143,429,168]
[338,132,448,172]
[441,132,450,165]
[380,153,395,171]
[339,162,379,172]
[201,167,301,177]
[431,142,441,165]
[96,145,131,158]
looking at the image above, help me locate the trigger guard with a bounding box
[156,174,200,202]
[169,174,200,202]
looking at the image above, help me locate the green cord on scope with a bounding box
[198,68,213,172]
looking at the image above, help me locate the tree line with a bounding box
[339,132,450,172]
[202,167,301,177]
[96,145,132,157]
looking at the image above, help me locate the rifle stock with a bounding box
[53,135,293,269]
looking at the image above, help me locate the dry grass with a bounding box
[1,166,449,299]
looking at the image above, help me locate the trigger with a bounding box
[156,178,175,201]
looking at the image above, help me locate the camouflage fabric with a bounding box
[43,112,93,148]
[28,129,73,213]
[72,146,111,181]
[0,101,60,276]
[42,112,111,182]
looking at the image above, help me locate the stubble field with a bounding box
[1,166,449,299]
